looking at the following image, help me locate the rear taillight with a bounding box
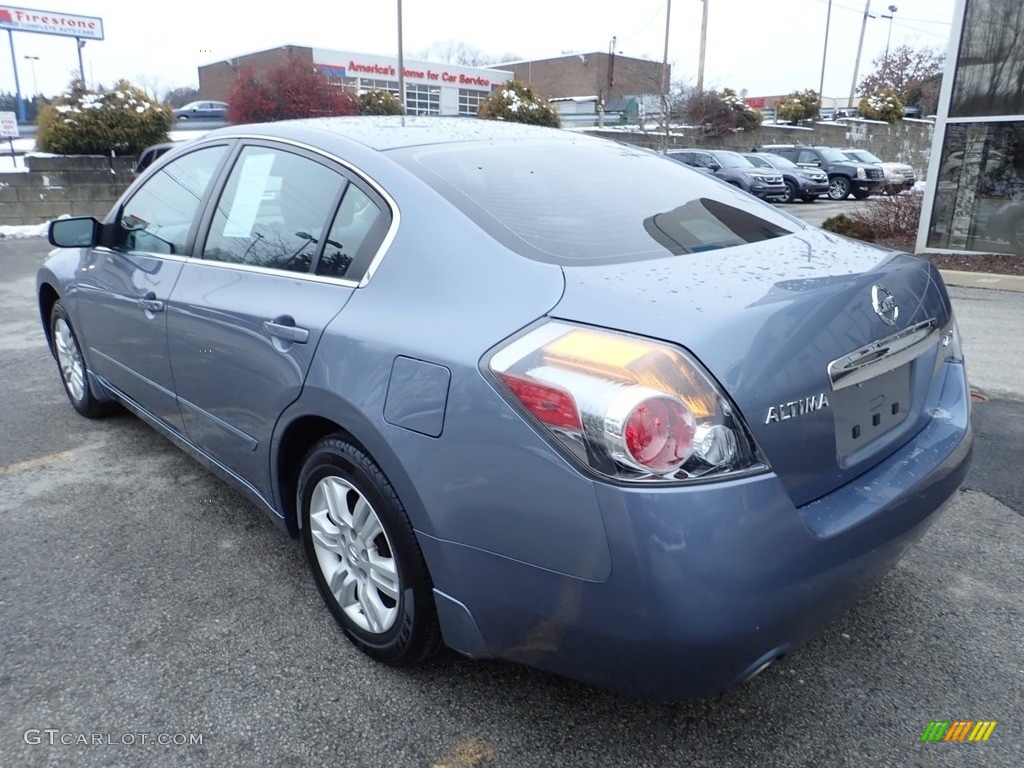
[487,321,765,483]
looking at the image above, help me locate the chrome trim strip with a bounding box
[184,132,401,288]
[92,246,191,264]
[827,319,940,391]
[177,258,360,288]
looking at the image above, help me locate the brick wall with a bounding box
[0,155,135,226]
[199,46,314,101]
[498,53,666,102]
[586,118,936,178]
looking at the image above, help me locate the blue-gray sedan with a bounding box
[37,117,972,700]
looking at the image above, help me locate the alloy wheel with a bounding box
[53,318,86,402]
[308,475,400,634]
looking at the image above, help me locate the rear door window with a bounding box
[316,184,389,280]
[203,146,346,274]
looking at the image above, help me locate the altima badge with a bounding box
[872,285,899,326]
[765,393,830,424]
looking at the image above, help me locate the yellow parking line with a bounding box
[0,441,106,476]
[431,737,497,768]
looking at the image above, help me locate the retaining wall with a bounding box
[0,155,135,227]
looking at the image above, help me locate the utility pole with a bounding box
[696,0,708,92]
[662,0,672,147]
[849,0,872,111]
[818,0,832,109]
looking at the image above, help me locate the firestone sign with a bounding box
[0,5,104,40]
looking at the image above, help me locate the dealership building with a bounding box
[199,46,664,124]
[919,0,1024,255]
[199,46,511,117]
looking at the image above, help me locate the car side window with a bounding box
[204,146,345,274]
[117,145,227,255]
[796,150,819,165]
[317,184,386,279]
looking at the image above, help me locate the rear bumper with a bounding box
[422,361,972,700]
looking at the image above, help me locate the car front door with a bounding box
[74,144,231,431]
[166,142,391,500]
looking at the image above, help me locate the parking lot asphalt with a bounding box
[1,236,1022,767]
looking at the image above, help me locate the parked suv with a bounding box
[840,149,917,194]
[666,149,787,201]
[743,152,829,203]
[756,145,885,200]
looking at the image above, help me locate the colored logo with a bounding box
[921,721,997,742]
[0,9,12,23]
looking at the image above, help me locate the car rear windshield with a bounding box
[391,140,797,265]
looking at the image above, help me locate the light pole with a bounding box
[24,55,39,97]
[882,5,897,60]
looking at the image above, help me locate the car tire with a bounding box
[298,435,441,667]
[49,301,112,418]
[828,177,851,200]
[852,189,872,200]
[781,181,797,204]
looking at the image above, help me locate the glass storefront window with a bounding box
[928,120,1024,252]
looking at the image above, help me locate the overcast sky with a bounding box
[3,0,957,102]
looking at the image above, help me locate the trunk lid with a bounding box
[552,229,953,507]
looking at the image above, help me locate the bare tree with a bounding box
[857,45,944,107]
[163,86,200,109]
[418,39,518,67]
[133,72,164,102]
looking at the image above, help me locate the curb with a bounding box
[938,270,1024,293]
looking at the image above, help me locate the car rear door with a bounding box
[74,143,231,431]
[166,141,392,499]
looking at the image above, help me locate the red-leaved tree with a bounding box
[226,59,358,124]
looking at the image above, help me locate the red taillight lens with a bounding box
[497,373,582,431]
[623,396,695,471]
[489,321,763,483]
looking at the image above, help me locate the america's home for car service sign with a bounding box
[0,5,104,40]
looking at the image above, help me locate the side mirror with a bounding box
[707,162,722,172]
[48,217,101,248]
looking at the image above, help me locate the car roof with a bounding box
[198,116,586,152]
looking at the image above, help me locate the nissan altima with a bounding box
[38,117,972,700]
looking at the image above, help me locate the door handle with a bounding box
[138,292,164,312]
[263,319,309,344]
